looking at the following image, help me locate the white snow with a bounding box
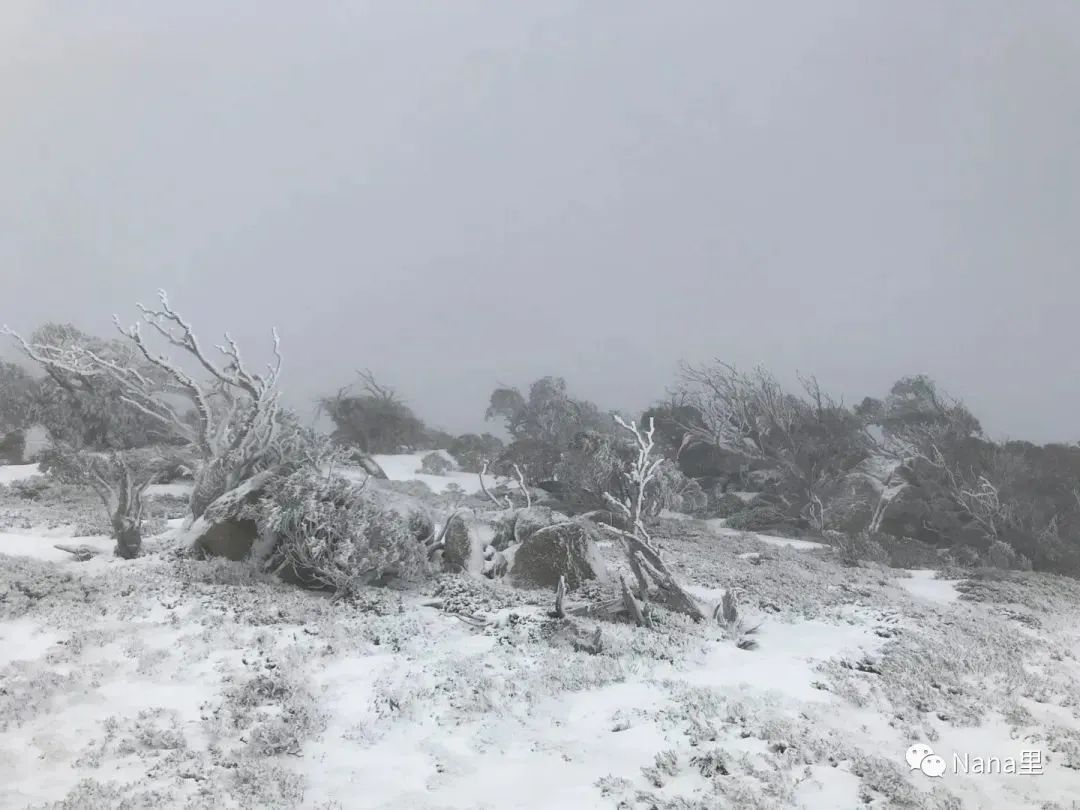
[896,568,961,604]
[0,531,113,562]
[0,463,42,485]
[4,459,1080,808]
[145,481,194,497]
[729,490,760,503]
[668,613,884,703]
[0,618,62,667]
[371,452,500,495]
[704,520,827,550]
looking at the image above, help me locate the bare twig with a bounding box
[479,460,512,510]
[512,463,532,508]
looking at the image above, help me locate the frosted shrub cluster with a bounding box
[251,466,428,594]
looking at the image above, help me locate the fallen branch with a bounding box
[53,544,101,562]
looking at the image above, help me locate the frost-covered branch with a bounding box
[9,291,289,519]
[601,413,711,624]
[479,460,512,509]
[603,415,663,539]
[512,463,532,509]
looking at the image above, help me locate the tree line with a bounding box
[3,302,1080,575]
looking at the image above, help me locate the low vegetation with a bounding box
[2,292,1080,807]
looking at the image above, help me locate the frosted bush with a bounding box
[252,467,429,594]
[418,451,453,475]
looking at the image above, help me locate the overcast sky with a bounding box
[3,2,1079,442]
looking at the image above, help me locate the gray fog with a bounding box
[3,2,1079,442]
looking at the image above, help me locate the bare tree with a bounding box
[603,415,711,623]
[916,445,1016,542]
[677,361,873,527]
[49,447,171,558]
[6,290,287,519]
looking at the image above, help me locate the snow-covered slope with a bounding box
[0,463,41,486]
[4,463,1080,808]
[372,452,499,495]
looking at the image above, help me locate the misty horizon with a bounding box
[4,3,1079,443]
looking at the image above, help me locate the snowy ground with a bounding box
[703,520,827,551]
[0,463,41,486]
[371,452,498,495]
[3,461,1080,808]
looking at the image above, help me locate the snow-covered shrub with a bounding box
[5,474,55,501]
[824,530,889,567]
[376,478,434,500]
[321,371,429,454]
[647,460,706,516]
[947,544,981,568]
[554,429,625,509]
[418,451,453,476]
[725,506,790,533]
[447,432,504,473]
[984,539,1032,571]
[252,466,429,593]
[710,491,748,519]
[874,534,944,569]
[0,430,25,464]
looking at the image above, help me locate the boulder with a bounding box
[491,506,569,551]
[195,517,259,561]
[182,471,276,560]
[510,521,609,590]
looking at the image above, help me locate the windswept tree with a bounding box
[855,374,982,459]
[0,360,38,462]
[677,361,873,528]
[47,446,182,558]
[320,370,429,454]
[19,323,175,451]
[6,290,291,521]
[485,376,611,481]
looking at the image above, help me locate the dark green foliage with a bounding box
[856,375,982,456]
[5,475,55,501]
[874,534,945,569]
[640,402,701,459]
[0,361,38,445]
[553,429,629,509]
[725,506,791,533]
[418,451,453,475]
[321,390,428,454]
[492,437,563,482]
[710,491,749,519]
[488,376,611,445]
[485,377,612,483]
[320,372,459,454]
[824,530,890,567]
[0,430,26,464]
[447,433,504,473]
[985,539,1032,571]
[23,323,174,450]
